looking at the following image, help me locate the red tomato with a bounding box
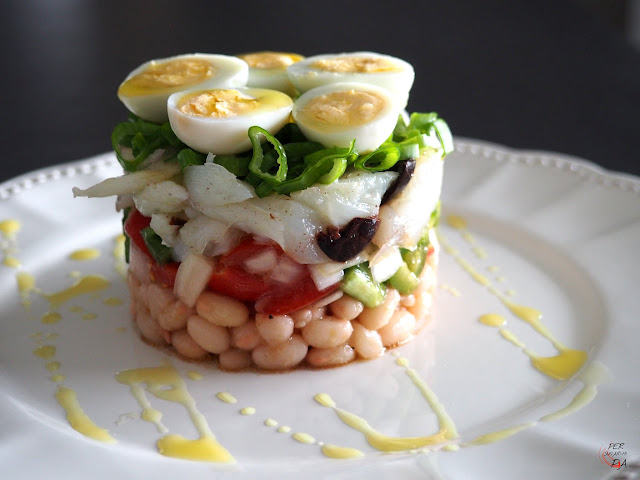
[124,209,179,288]
[208,237,337,314]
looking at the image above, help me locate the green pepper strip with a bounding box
[111,119,182,172]
[248,126,287,183]
[272,141,355,195]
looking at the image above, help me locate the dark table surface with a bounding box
[2,0,639,183]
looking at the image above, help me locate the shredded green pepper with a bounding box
[248,126,288,183]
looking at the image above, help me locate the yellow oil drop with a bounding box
[0,219,21,238]
[466,422,534,446]
[187,371,203,381]
[55,386,116,443]
[3,256,20,268]
[479,313,506,327]
[82,313,98,320]
[104,297,123,306]
[156,435,234,463]
[51,374,65,382]
[264,418,278,427]
[240,407,256,416]
[446,215,467,230]
[41,312,62,324]
[321,444,365,459]
[33,345,56,359]
[70,248,101,261]
[216,392,237,404]
[314,393,335,408]
[45,275,110,309]
[292,432,315,444]
[277,426,291,433]
[47,361,61,372]
[530,348,588,381]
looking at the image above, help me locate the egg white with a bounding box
[292,82,399,153]
[118,53,249,123]
[237,51,304,96]
[167,87,293,155]
[287,51,414,107]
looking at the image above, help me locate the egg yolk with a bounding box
[310,56,400,73]
[119,59,215,96]
[297,90,385,130]
[177,89,259,118]
[238,51,304,69]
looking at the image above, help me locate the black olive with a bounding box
[317,217,379,262]
[381,159,416,205]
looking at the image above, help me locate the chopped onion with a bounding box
[174,253,216,308]
[269,257,305,284]
[179,215,230,255]
[244,249,278,275]
[149,214,179,247]
[134,180,189,216]
[369,245,403,283]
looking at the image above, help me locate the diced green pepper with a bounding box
[140,227,173,264]
[389,264,419,295]
[341,264,386,308]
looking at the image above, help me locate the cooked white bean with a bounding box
[231,320,262,350]
[302,316,353,349]
[157,300,192,331]
[329,295,364,321]
[196,291,249,327]
[134,306,167,345]
[358,288,400,330]
[290,308,313,329]
[400,294,416,307]
[255,313,294,346]
[349,322,384,359]
[171,329,209,359]
[408,289,433,330]
[311,306,326,321]
[187,315,231,354]
[306,344,355,368]
[147,283,174,319]
[378,309,416,347]
[251,334,308,370]
[218,349,251,371]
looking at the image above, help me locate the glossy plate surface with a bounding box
[1,140,638,479]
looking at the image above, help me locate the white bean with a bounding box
[147,283,174,319]
[134,306,167,345]
[187,315,231,354]
[330,295,364,321]
[255,313,294,346]
[358,288,400,330]
[196,291,249,327]
[306,344,355,368]
[408,290,433,331]
[171,329,209,359]
[349,322,384,359]
[251,334,308,370]
[302,316,353,349]
[218,349,251,371]
[157,300,193,331]
[311,306,326,321]
[231,320,262,350]
[378,310,416,347]
[290,308,313,329]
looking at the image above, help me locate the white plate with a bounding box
[1,141,638,479]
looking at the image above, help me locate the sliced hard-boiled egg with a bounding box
[118,53,249,123]
[292,82,399,153]
[167,87,293,155]
[237,51,304,95]
[287,51,414,107]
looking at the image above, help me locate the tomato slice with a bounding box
[124,209,179,288]
[208,237,337,314]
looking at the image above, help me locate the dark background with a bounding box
[1,0,639,182]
